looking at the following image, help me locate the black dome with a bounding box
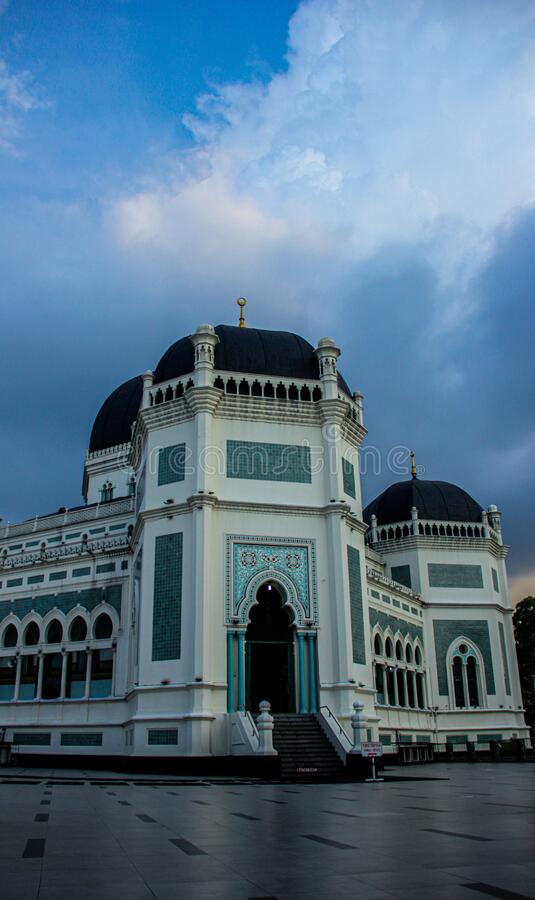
[89,376,143,453]
[154,324,351,394]
[363,479,483,526]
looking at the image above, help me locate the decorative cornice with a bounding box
[0,535,131,573]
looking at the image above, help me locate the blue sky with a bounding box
[1,0,534,599]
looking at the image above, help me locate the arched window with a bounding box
[395,640,403,661]
[450,642,482,709]
[69,617,87,642]
[100,481,114,502]
[405,644,412,663]
[415,646,422,667]
[46,619,63,644]
[385,638,393,659]
[94,613,113,640]
[374,634,383,655]
[3,624,18,648]
[24,622,40,647]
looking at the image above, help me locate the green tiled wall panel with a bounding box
[152,532,182,661]
[14,733,51,746]
[158,443,186,486]
[148,729,178,745]
[227,440,312,484]
[0,585,122,627]
[342,457,356,499]
[416,735,431,743]
[391,565,412,589]
[6,578,22,587]
[428,563,483,589]
[477,733,502,743]
[49,571,67,581]
[392,598,401,608]
[61,733,103,746]
[347,546,366,664]
[498,622,511,695]
[96,563,115,574]
[27,575,44,585]
[433,619,495,695]
[398,734,413,743]
[446,734,468,745]
[379,734,392,745]
[492,568,499,592]
[72,567,91,577]
[369,608,424,643]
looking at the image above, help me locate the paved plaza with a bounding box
[0,763,533,899]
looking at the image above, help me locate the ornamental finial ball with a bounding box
[237,297,247,328]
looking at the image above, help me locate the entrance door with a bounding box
[245,583,295,714]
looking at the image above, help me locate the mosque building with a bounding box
[0,302,528,772]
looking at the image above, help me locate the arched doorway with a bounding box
[245,583,295,713]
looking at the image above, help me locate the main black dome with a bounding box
[89,376,143,453]
[89,325,352,453]
[154,324,351,394]
[363,479,483,526]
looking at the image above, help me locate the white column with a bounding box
[60,651,68,700]
[393,668,399,706]
[84,651,93,700]
[13,656,21,702]
[36,654,44,700]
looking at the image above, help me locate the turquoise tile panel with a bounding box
[492,568,499,592]
[148,729,178,745]
[379,734,392,746]
[428,563,483,588]
[72,567,91,577]
[347,546,366,664]
[6,578,22,587]
[158,443,186,486]
[446,734,468,745]
[61,733,103,746]
[227,440,311,484]
[96,563,115,574]
[0,585,122,626]
[152,532,182,661]
[432,619,495,695]
[391,564,412,589]
[342,457,356,499]
[14,733,51,746]
[27,575,44,585]
[369,608,424,643]
[498,622,511,695]
[49,571,67,581]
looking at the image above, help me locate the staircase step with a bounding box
[272,713,344,779]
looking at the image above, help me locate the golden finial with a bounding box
[237,297,247,328]
[410,449,417,480]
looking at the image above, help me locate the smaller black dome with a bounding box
[89,376,143,452]
[363,479,483,526]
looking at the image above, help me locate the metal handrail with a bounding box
[319,705,352,745]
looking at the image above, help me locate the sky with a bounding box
[0,0,534,601]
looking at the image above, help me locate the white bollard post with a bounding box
[350,699,368,754]
[256,700,278,755]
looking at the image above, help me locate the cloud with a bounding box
[1,0,535,579]
[0,56,48,151]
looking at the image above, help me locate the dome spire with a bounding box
[410,449,417,479]
[237,297,247,328]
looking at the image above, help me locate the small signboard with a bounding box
[361,741,383,758]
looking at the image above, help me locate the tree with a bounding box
[513,596,535,728]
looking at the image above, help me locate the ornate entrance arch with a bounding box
[245,582,295,713]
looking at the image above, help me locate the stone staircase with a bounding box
[272,713,345,779]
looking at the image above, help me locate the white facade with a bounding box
[0,323,528,761]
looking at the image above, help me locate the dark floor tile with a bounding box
[232,813,260,821]
[40,801,50,806]
[406,806,449,813]
[321,809,360,818]
[462,884,535,900]
[136,815,157,823]
[301,834,357,850]
[169,838,207,856]
[23,839,45,859]
[263,799,286,805]
[119,801,131,806]
[423,829,493,842]
[34,814,49,823]
[193,800,210,806]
